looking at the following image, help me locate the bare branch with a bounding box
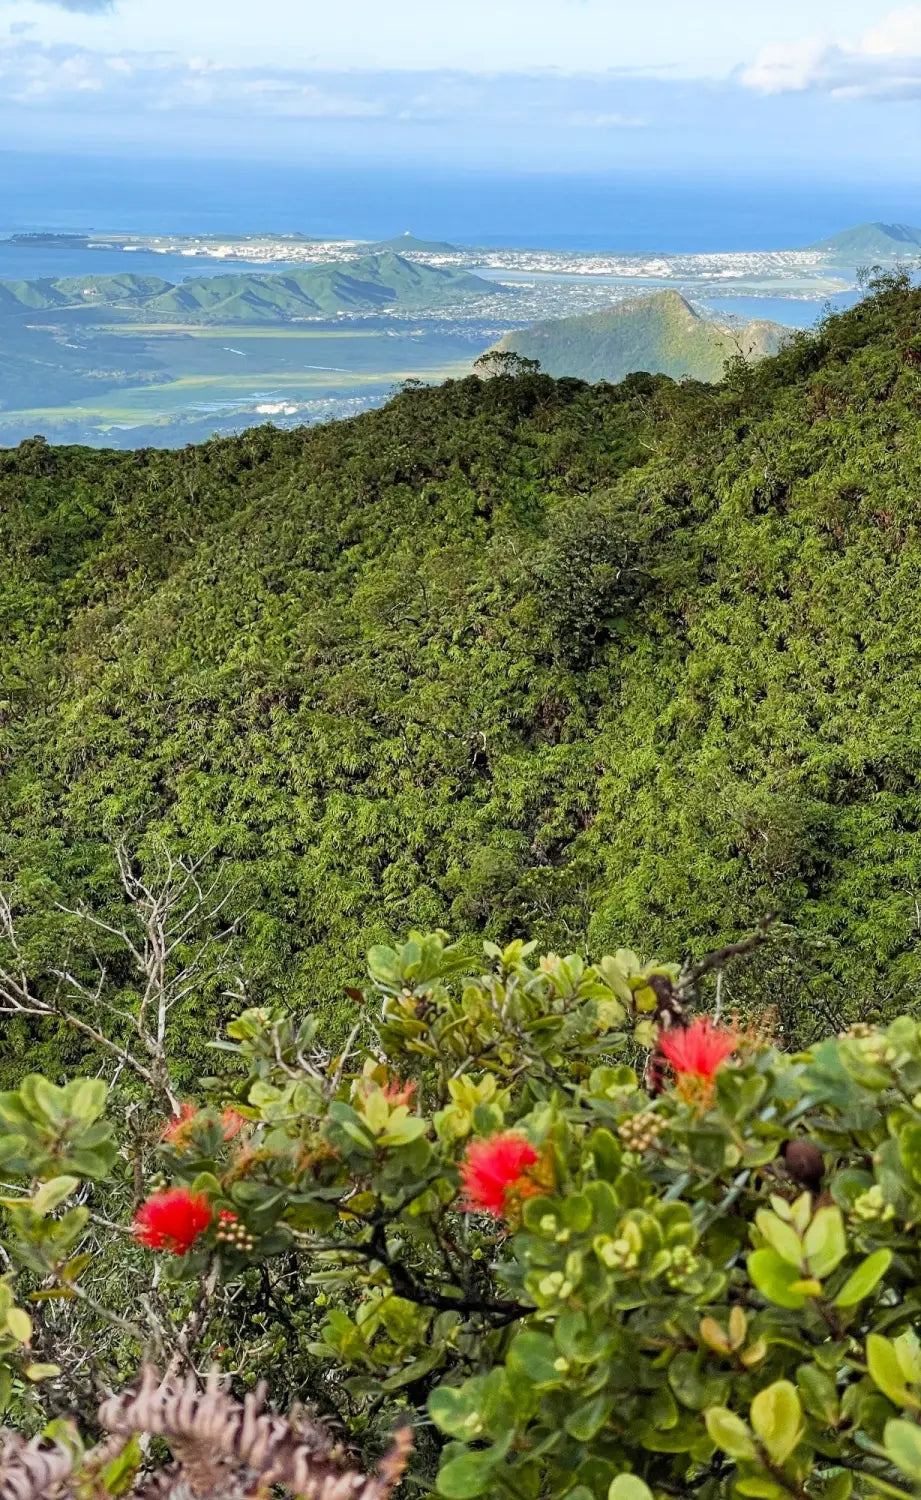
[0,841,240,1117]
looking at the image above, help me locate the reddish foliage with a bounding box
[222,1108,248,1140]
[382,1078,417,1108]
[161,1102,198,1144]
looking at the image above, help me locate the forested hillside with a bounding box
[493,290,788,382]
[0,251,495,322]
[2,273,921,1077]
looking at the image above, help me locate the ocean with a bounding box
[3,149,921,253]
[0,243,303,283]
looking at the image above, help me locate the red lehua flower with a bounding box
[460,1133,539,1217]
[133,1189,213,1255]
[218,1209,238,1223]
[382,1078,417,1108]
[161,1101,198,1144]
[221,1108,248,1141]
[657,1018,738,1081]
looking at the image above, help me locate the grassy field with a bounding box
[4,363,473,425]
[0,322,480,441]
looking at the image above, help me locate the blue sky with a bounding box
[1,0,919,179]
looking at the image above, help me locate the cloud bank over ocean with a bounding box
[742,5,921,98]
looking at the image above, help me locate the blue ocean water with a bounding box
[0,243,302,282]
[703,293,861,327]
[3,150,920,252]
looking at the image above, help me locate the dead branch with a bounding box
[676,914,777,1000]
[0,842,243,1116]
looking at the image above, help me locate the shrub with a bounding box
[4,929,921,1500]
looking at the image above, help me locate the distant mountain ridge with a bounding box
[492,290,789,385]
[810,222,921,259]
[0,251,495,323]
[368,234,461,255]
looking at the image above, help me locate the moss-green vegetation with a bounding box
[2,275,921,1079]
[809,221,921,258]
[0,252,496,322]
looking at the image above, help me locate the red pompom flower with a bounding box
[133,1188,213,1255]
[460,1133,540,1218]
[221,1108,248,1141]
[161,1101,198,1145]
[657,1017,738,1081]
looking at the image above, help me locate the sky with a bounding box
[0,0,919,182]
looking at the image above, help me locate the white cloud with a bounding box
[569,110,646,127]
[26,0,114,11]
[0,37,666,126]
[0,39,402,112]
[742,5,921,98]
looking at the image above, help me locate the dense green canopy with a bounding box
[2,273,920,1077]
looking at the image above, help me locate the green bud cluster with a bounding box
[851,1184,895,1223]
[537,1271,576,1299]
[594,1233,639,1271]
[662,1242,700,1288]
[844,1027,900,1065]
[216,1219,256,1252]
[617,1111,668,1153]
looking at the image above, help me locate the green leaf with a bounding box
[24,1362,60,1381]
[381,1349,443,1393]
[66,1149,115,1179]
[668,1350,729,1411]
[102,1437,143,1497]
[566,1396,613,1442]
[735,1480,787,1500]
[608,1477,654,1500]
[6,1307,32,1343]
[437,1450,501,1499]
[895,1331,921,1386]
[884,1419,921,1483]
[835,1250,892,1308]
[191,1172,222,1197]
[508,1331,564,1386]
[429,1385,486,1441]
[824,1472,853,1500]
[748,1249,809,1309]
[754,1210,803,1267]
[803,1206,847,1278]
[750,1381,802,1465]
[64,1077,107,1123]
[796,1363,839,1426]
[367,947,402,986]
[32,1176,79,1217]
[867,1335,921,1410]
[380,1114,429,1147]
[705,1407,757,1460]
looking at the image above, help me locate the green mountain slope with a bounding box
[810,222,921,259]
[2,276,921,1077]
[0,252,496,324]
[492,291,788,383]
[368,234,461,254]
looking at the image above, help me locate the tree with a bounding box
[3,920,921,1500]
[473,350,542,379]
[0,842,241,1114]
